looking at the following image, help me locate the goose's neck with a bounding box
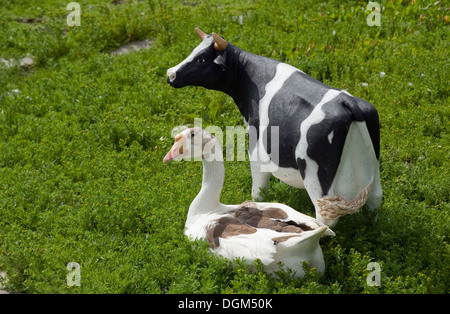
[188,157,225,219]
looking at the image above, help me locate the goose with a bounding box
[163,127,334,278]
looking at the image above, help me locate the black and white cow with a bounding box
[167,28,382,227]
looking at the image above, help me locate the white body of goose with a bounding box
[163,127,334,278]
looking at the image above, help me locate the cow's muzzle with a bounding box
[167,68,176,82]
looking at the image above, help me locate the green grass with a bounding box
[0,0,448,293]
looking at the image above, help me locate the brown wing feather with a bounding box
[206,203,316,249]
[206,216,257,249]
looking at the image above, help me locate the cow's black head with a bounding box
[167,28,228,89]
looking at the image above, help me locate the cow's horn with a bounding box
[195,28,207,40]
[212,32,228,51]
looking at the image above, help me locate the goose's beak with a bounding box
[163,133,186,163]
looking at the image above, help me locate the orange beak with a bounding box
[163,133,185,163]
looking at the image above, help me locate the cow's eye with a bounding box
[196,56,206,63]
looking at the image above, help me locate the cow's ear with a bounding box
[214,50,227,71]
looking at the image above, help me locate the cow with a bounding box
[167,28,382,227]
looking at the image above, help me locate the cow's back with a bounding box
[259,68,340,168]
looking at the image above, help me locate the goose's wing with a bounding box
[237,201,335,236]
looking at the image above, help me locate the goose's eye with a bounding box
[197,56,206,63]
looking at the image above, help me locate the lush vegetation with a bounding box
[0,0,448,293]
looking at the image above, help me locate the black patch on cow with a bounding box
[247,114,260,155]
[352,97,381,159]
[223,46,278,124]
[331,94,380,160]
[262,72,332,169]
[297,157,306,179]
[306,94,356,195]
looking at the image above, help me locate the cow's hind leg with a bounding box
[362,165,382,225]
[250,160,272,201]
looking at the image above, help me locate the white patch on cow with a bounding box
[341,89,352,96]
[295,89,342,201]
[249,148,272,200]
[259,63,302,128]
[257,62,300,172]
[327,130,334,144]
[271,166,304,188]
[167,36,214,81]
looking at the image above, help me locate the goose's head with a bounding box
[163,127,220,163]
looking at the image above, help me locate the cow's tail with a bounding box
[341,91,381,160]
